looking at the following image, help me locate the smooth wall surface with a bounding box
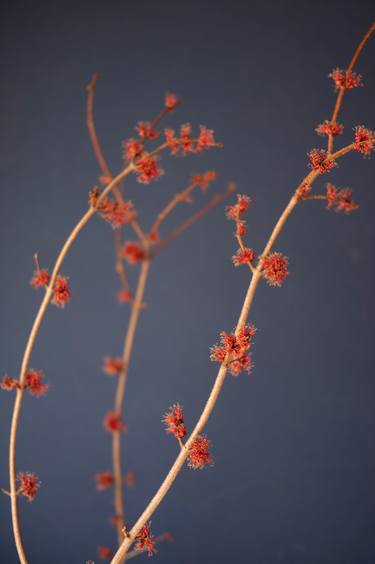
[0,1,374,563]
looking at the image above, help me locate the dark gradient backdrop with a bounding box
[1,1,374,563]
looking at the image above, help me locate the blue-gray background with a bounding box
[1,1,374,563]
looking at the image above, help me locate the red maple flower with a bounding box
[329,68,363,90]
[97,546,114,560]
[188,435,213,469]
[326,183,359,213]
[104,411,127,433]
[51,276,71,308]
[180,123,194,153]
[164,124,219,155]
[232,247,256,267]
[165,92,179,111]
[226,194,250,221]
[135,153,164,184]
[261,252,289,287]
[30,268,50,289]
[125,469,136,488]
[24,369,48,397]
[162,404,187,439]
[0,375,20,391]
[97,198,136,228]
[17,472,40,502]
[316,120,344,137]
[95,471,114,491]
[123,138,143,160]
[197,126,216,151]
[164,128,180,154]
[135,523,156,556]
[192,170,217,190]
[236,221,247,236]
[103,357,123,376]
[210,324,256,376]
[136,121,159,140]
[308,149,336,173]
[117,290,133,304]
[353,125,374,156]
[122,241,146,264]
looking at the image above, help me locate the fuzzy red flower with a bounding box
[353,125,374,156]
[0,375,20,391]
[103,357,123,376]
[165,92,179,111]
[226,194,250,221]
[164,128,180,154]
[196,126,216,151]
[51,275,71,308]
[261,252,289,287]
[326,183,359,213]
[192,170,217,190]
[122,241,146,264]
[24,369,48,397]
[30,268,50,289]
[104,411,127,433]
[164,124,219,155]
[188,435,213,469]
[308,149,336,173]
[97,546,114,560]
[136,121,159,140]
[117,290,133,304]
[163,403,187,439]
[232,247,256,267]
[123,138,143,160]
[210,324,256,376]
[125,470,136,488]
[97,198,136,228]
[316,120,344,137]
[135,153,164,184]
[17,472,40,502]
[95,471,114,491]
[329,68,363,90]
[135,523,156,556]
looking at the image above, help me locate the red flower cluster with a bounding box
[95,471,114,491]
[30,268,50,288]
[103,356,123,375]
[326,183,359,213]
[135,153,164,184]
[187,435,213,469]
[261,252,289,287]
[117,290,132,304]
[163,404,187,439]
[329,68,363,90]
[103,411,128,433]
[232,247,256,267]
[125,469,136,488]
[17,472,40,502]
[97,546,113,560]
[51,275,71,308]
[210,324,256,376]
[123,138,143,160]
[136,121,159,140]
[25,369,48,397]
[353,125,374,156]
[165,92,179,111]
[1,375,20,391]
[90,188,136,228]
[164,124,219,155]
[135,523,156,556]
[308,149,336,173]
[122,241,146,264]
[316,120,344,137]
[192,170,217,190]
[226,194,250,236]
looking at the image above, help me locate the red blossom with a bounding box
[24,369,48,397]
[316,120,344,137]
[51,276,71,308]
[0,375,20,391]
[326,183,359,213]
[210,324,256,376]
[192,170,216,190]
[117,290,133,304]
[261,252,289,287]
[30,268,50,289]
[162,404,187,439]
[353,125,374,156]
[135,523,156,556]
[17,472,40,502]
[232,247,256,267]
[226,194,250,221]
[104,411,127,433]
[135,153,164,184]
[95,471,114,491]
[308,149,336,173]
[165,92,179,111]
[164,124,220,155]
[197,126,216,150]
[236,221,247,236]
[136,121,159,140]
[122,241,146,264]
[164,128,180,154]
[125,470,136,488]
[329,68,363,90]
[97,546,114,560]
[188,435,213,469]
[97,198,136,228]
[123,138,143,160]
[102,356,123,376]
